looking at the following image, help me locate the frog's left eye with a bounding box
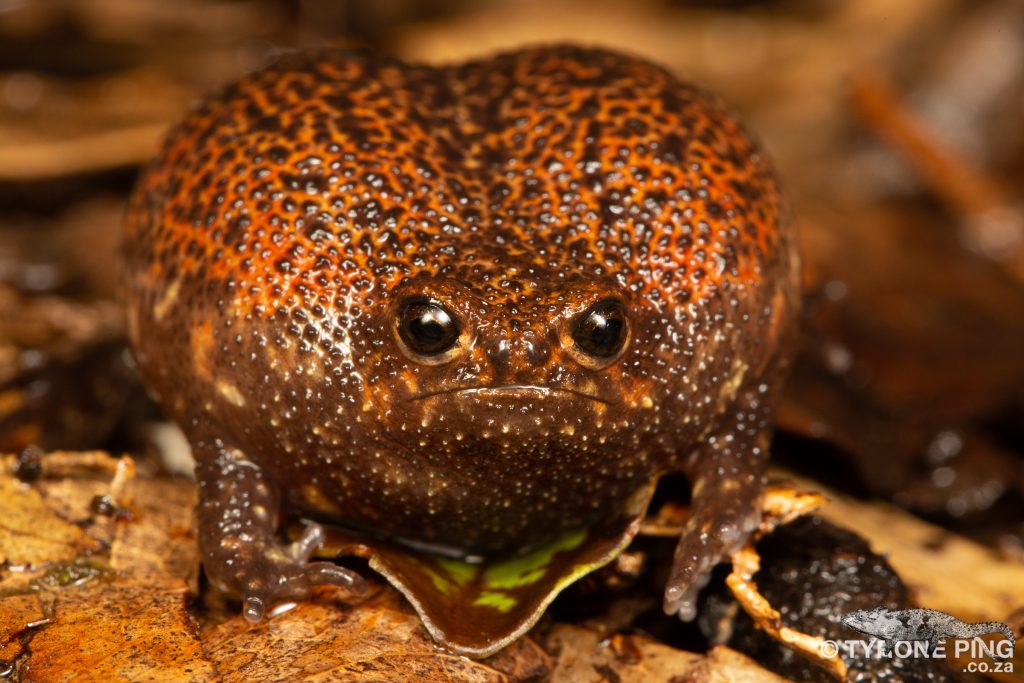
[396,298,462,361]
[569,300,629,366]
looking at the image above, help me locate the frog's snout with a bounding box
[481,331,553,372]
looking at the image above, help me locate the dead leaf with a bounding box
[0,593,46,671]
[110,477,198,584]
[0,466,101,565]
[1,451,210,681]
[202,590,521,682]
[23,580,215,683]
[806,476,1024,624]
[543,624,788,683]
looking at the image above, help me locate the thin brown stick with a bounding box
[849,69,1024,278]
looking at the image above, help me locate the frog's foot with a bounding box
[208,521,369,622]
[662,465,763,621]
[234,520,370,622]
[195,444,368,621]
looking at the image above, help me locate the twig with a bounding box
[848,69,1024,280]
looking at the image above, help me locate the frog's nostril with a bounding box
[522,338,552,366]
[485,338,512,368]
[484,335,551,368]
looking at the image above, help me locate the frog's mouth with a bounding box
[410,384,609,403]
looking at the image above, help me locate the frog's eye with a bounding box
[397,298,461,357]
[571,300,629,361]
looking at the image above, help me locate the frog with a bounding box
[123,45,798,654]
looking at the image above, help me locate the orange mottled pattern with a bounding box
[123,45,797,590]
[128,48,780,315]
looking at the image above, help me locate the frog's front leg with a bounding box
[195,441,368,621]
[663,400,770,621]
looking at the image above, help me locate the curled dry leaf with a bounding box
[313,481,656,658]
[726,546,848,681]
[756,486,828,533]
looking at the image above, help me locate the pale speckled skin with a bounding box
[123,46,798,623]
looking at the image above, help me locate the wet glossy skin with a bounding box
[124,46,798,624]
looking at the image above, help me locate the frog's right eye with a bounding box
[561,299,631,370]
[572,301,628,359]
[396,298,461,358]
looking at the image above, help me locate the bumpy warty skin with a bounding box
[123,45,798,623]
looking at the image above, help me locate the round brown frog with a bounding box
[124,45,798,634]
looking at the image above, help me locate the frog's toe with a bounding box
[238,560,368,623]
[223,523,369,623]
[663,513,759,620]
[291,521,330,561]
[662,541,715,621]
[289,521,370,592]
[242,593,268,623]
[303,561,369,594]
